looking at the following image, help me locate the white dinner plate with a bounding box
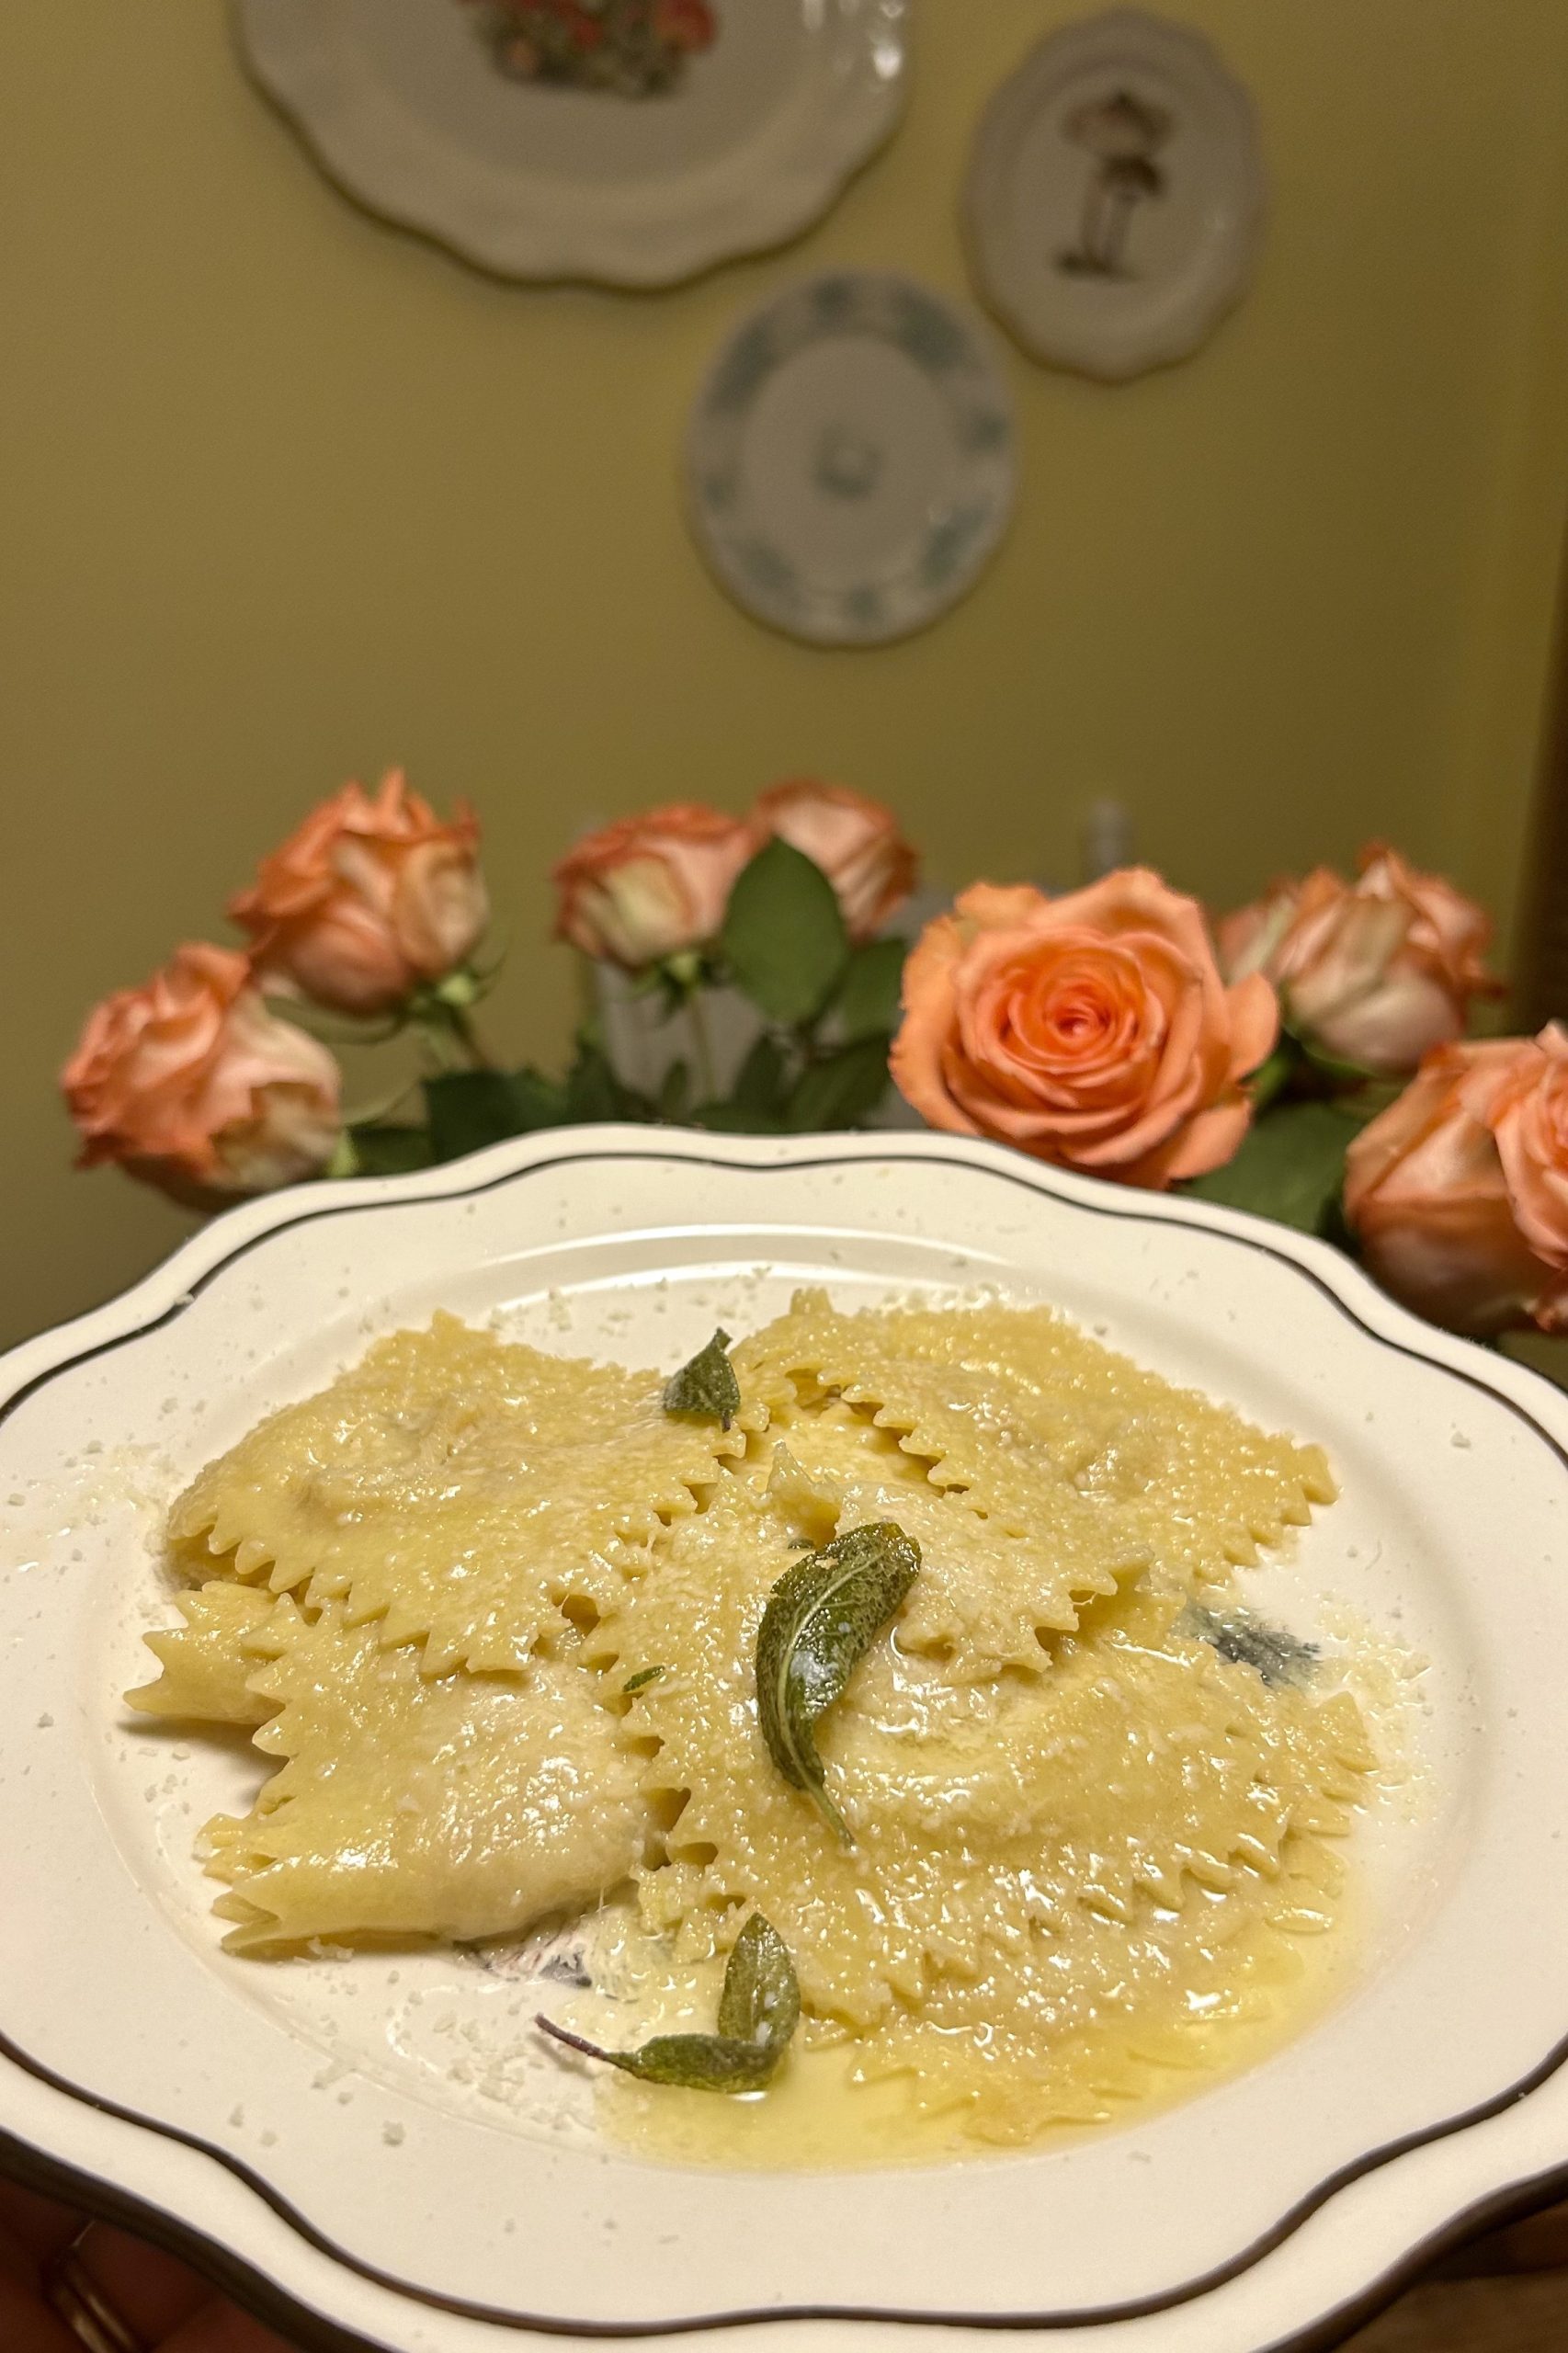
[233,0,909,287]
[3,1127,1568,2353]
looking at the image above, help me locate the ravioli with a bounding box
[858,1860,1340,2136]
[737,1292,1334,1583]
[127,1580,290,1727]
[761,1393,1141,1679]
[168,1313,754,1674]
[598,1472,1369,2042]
[203,1605,649,1951]
[130,1296,1368,2146]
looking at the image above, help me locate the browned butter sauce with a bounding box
[553,1881,1361,2172]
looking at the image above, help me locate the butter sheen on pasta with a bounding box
[129,1295,1369,2143]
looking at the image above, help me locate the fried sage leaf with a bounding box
[662,1328,741,1430]
[536,1914,799,2094]
[1182,1604,1319,1689]
[756,1521,921,1843]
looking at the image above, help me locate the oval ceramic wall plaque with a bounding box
[685,270,1017,647]
[233,0,909,287]
[963,8,1266,381]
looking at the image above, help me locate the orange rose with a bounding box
[230,772,488,1017]
[552,802,757,969]
[1219,845,1498,1075]
[653,0,716,49]
[62,945,342,1203]
[892,870,1278,1189]
[1343,1028,1568,1335]
[754,780,918,942]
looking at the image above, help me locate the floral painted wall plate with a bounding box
[233,0,909,286]
[685,271,1017,646]
[963,8,1266,381]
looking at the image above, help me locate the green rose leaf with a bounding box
[509,1067,573,1131]
[731,1031,790,1117]
[1183,1101,1375,1236]
[663,1328,742,1429]
[755,1521,921,1842]
[424,1068,574,1163]
[721,839,849,1025]
[785,1036,892,1133]
[424,1074,523,1163]
[535,1914,799,2095]
[834,937,907,1042]
[345,1123,435,1177]
[564,1035,646,1124]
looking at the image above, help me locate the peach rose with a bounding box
[552,802,757,969]
[754,780,918,942]
[1343,1028,1568,1335]
[230,772,488,1017]
[892,869,1278,1188]
[653,0,716,49]
[62,945,342,1202]
[1218,845,1498,1076]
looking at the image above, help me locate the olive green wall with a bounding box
[6,0,1568,1348]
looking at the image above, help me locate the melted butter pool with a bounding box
[534,1878,1363,2172]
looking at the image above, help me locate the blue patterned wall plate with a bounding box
[685,271,1017,646]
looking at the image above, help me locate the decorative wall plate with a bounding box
[963,8,1266,381]
[6,1131,1568,2353]
[233,0,909,287]
[685,270,1017,646]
